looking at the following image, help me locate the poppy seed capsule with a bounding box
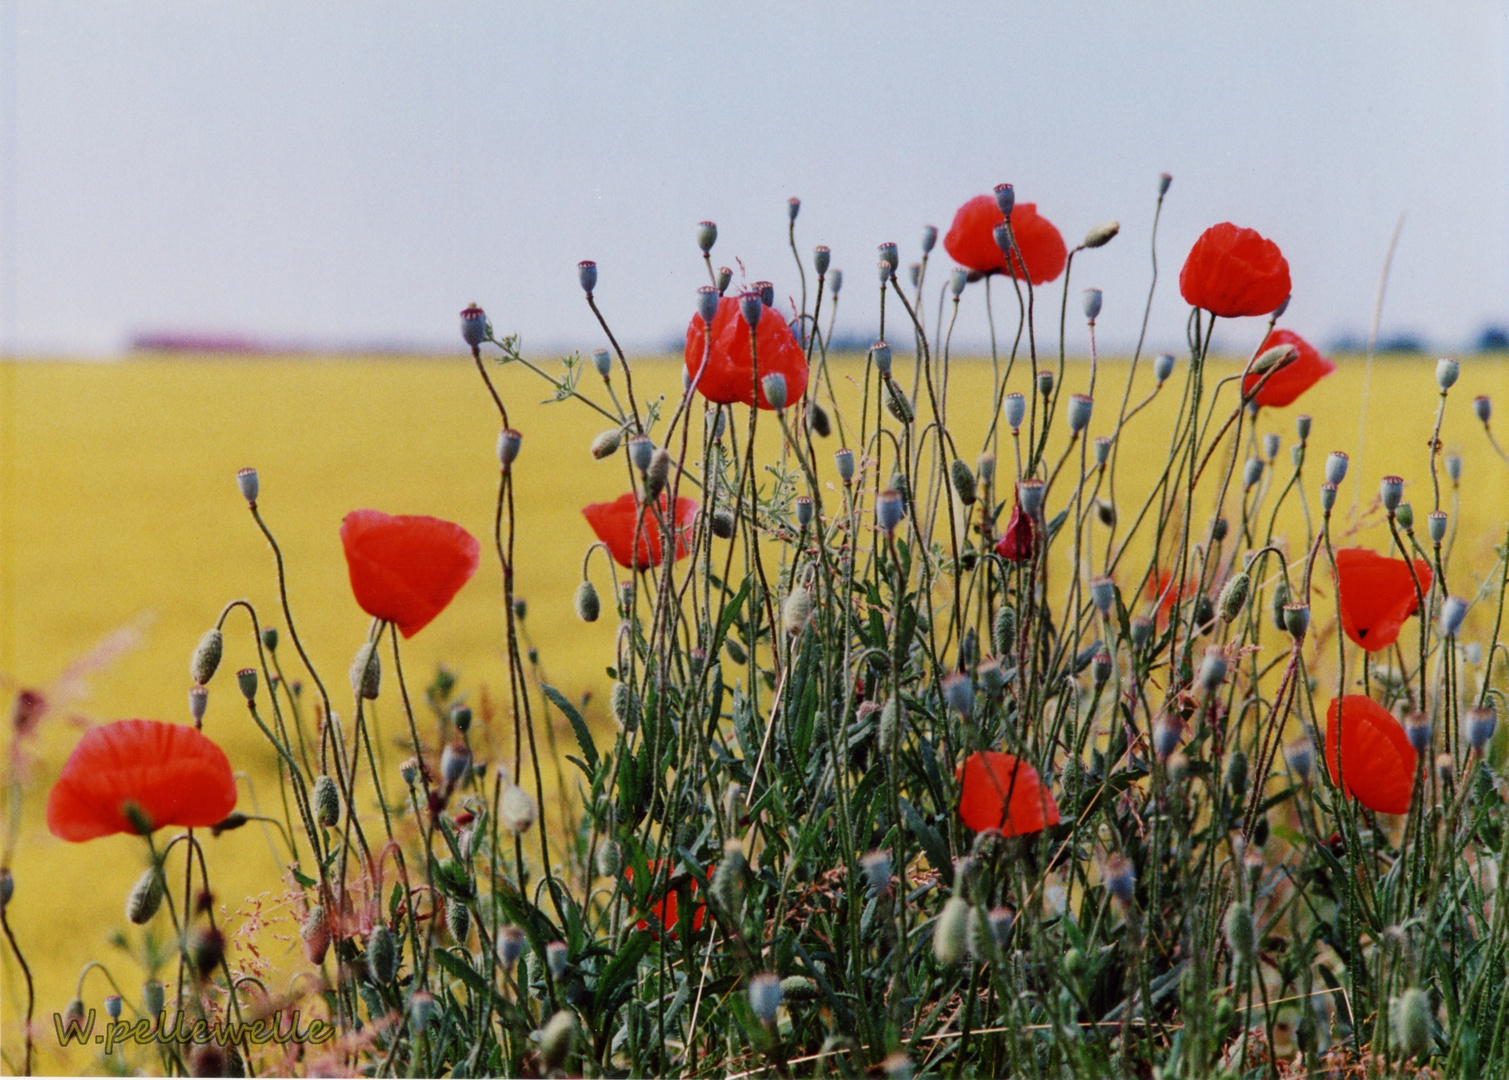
[451,704,472,733]
[1284,603,1311,640]
[1035,369,1054,397]
[191,629,224,685]
[236,467,259,504]
[761,372,788,411]
[1003,392,1027,430]
[1291,444,1305,467]
[627,434,654,474]
[1153,716,1181,759]
[828,267,842,295]
[447,897,470,944]
[1427,510,1447,543]
[1396,503,1414,530]
[589,428,622,460]
[870,340,892,376]
[576,259,597,295]
[1446,453,1462,483]
[1018,479,1045,517]
[350,643,380,700]
[1225,902,1255,963]
[1081,288,1102,320]
[1151,353,1174,383]
[1380,474,1404,510]
[574,579,600,622]
[861,848,891,890]
[1092,652,1112,685]
[876,489,905,534]
[949,266,968,297]
[189,684,208,724]
[1243,457,1264,488]
[783,588,812,633]
[236,668,257,701]
[710,507,735,539]
[1436,357,1459,391]
[696,220,717,253]
[920,223,938,254]
[1320,481,1338,512]
[545,939,569,979]
[878,241,898,271]
[645,448,672,499]
[1067,393,1093,434]
[950,459,977,506]
[313,774,340,827]
[908,263,921,288]
[440,742,471,788]
[1322,451,1348,485]
[460,303,487,348]
[1405,713,1432,756]
[977,657,1007,695]
[756,281,775,307]
[993,183,1015,216]
[737,290,762,330]
[934,896,970,964]
[748,972,783,1023]
[794,495,813,527]
[103,992,122,1021]
[808,401,831,437]
[977,451,996,482]
[1286,738,1314,782]
[1089,576,1116,616]
[1104,855,1135,905]
[1198,647,1227,692]
[835,448,855,483]
[399,758,419,785]
[1465,704,1497,753]
[126,867,165,924]
[501,785,537,833]
[409,991,437,1034]
[813,245,831,275]
[1439,596,1467,637]
[496,428,522,469]
[942,672,973,717]
[497,924,526,967]
[1263,432,1280,460]
[366,924,396,984]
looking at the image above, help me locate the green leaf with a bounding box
[900,797,953,886]
[290,866,318,890]
[591,929,653,1020]
[432,947,506,1010]
[543,683,599,773]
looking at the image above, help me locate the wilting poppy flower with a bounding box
[684,295,807,409]
[341,511,480,638]
[47,720,237,842]
[957,751,1060,836]
[1325,695,1416,814]
[583,492,698,571]
[625,861,707,939]
[994,501,1036,562]
[1179,222,1291,318]
[943,195,1067,285]
[1244,329,1336,408]
[1335,547,1431,652]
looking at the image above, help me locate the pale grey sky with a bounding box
[0,1,1505,357]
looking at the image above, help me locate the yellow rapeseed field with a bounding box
[2,350,1506,1072]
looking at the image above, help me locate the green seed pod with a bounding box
[949,459,977,506]
[1224,902,1255,963]
[712,838,746,914]
[1192,593,1215,631]
[260,626,279,652]
[1394,987,1432,1060]
[366,924,397,984]
[143,979,165,1018]
[992,606,1017,655]
[590,428,623,460]
[933,896,969,965]
[574,579,600,622]
[350,642,380,700]
[1219,572,1250,623]
[595,839,622,877]
[1213,995,1234,1030]
[126,867,165,925]
[313,774,340,828]
[1064,946,1086,978]
[610,681,639,732]
[190,629,223,685]
[885,379,914,425]
[878,697,902,748]
[1271,579,1290,632]
[645,448,672,499]
[1225,750,1248,797]
[782,588,812,633]
[447,898,470,944]
[780,974,819,1000]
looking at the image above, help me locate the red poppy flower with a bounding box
[1179,222,1291,318]
[625,860,707,939]
[994,500,1036,562]
[684,296,808,409]
[1325,695,1416,814]
[47,720,237,842]
[1147,570,1199,626]
[1244,329,1336,408]
[340,510,480,638]
[943,195,1067,285]
[957,751,1060,836]
[583,492,699,571]
[1335,547,1431,652]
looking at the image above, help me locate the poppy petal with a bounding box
[1179,222,1291,318]
[1325,695,1416,814]
[1335,547,1432,652]
[46,720,238,842]
[943,196,1066,285]
[1244,329,1336,408]
[957,751,1060,836]
[583,492,699,571]
[684,296,807,410]
[340,510,480,638]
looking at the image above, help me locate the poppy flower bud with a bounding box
[783,587,812,633]
[1066,393,1093,434]
[1153,353,1175,383]
[861,849,891,891]
[577,260,597,295]
[949,266,968,297]
[1153,716,1181,759]
[497,924,526,968]
[1263,432,1280,460]
[501,784,537,833]
[993,183,1015,216]
[993,606,1017,654]
[1435,357,1459,391]
[807,401,831,438]
[645,448,672,499]
[908,262,921,288]
[696,221,717,253]
[878,241,898,272]
[447,897,470,944]
[1445,453,1462,483]
[192,925,225,980]
[366,924,396,984]
[408,990,437,1034]
[236,467,259,504]
[1395,988,1433,1060]
[739,972,782,1027]
[1464,704,1497,753]
[919,223,938,255]
[1218,573,1250,623]
[876,489,905,534]
[313,774,340,827]
[737,290,762,330]
[828,268,842,296]
[977,657,1007,695]
[1322,451,1348,485]
[1395,503,1414,530]
[950,459,977,506]
[756,281,775,307]
[1089,576,1116,616]
[1081,288,1103,321]
[934,896,970,964]
[710,507,736,539]
[1002,392,1026,430]
[595,838,622,878]
[1198,647,1227,692]
[589,428,622,461]
[813,245,831,276]
[1380,474,1404,510]
[188,684,208,725]
[126,867,165,924]
[1251,343,1298,380]
[440,742,471,788]
[350,643,380,700]
[627,433,654,473]
[1036,369,1054,397]
[835,448,855,484]
[1018,479,1045,517]
[1242,457,1264,489]
[188,628,224,687]
[236,668,258,701]
[1320,481,1338,512]
[761,372,788,411]
[942,672,973,718]
[1104,854,1135,905]
[1084,220,1120,249]
[795,495,814,527]
[1224,901,1255,963]
[461,304,487,348]
[539,1009,578,1070]
[452,704,471,733]
[1405,713,1432,756]
[574,579,600,623]
[1439,596,1467,637]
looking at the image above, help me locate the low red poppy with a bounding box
[47,720,237,841]
[684,295,808,409]
[1147,570,1199,626]
[1325,695,1416,814]
[943,195,1067,285]
[957,751,1060,836]
[625,860,707,939]
[583,492,699,571]
[1335,547,1431,652]
[1244,329,1336,408]
[1179,222,1290,318]
[341,511,480,639]
[994,500,1036,562]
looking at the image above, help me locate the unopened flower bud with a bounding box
[577,260,597,295]
[451,704,471,733]
[1084,220,1119,248]
[1285,738,1314,782]
[748,972,783,1023]
[191,629,224,686]
[813,245,831,275]
[1067,394,1093,433]
[192,925,225,980]
[590,428,622,460]
[447,897,470,944]
[0,868,10,909]
[1380,474,1404,511]
[501,784,537,834]
[644,447,672,499]
[1226,749,1249,796]
[783,587,812,633]
[1218,573,1250,622]
[949,459,977,506]
[1225,902,1255,963]
[1081,288,1103,320]
[1154,353,1175,383]
[126,867,165,924]
[313,774,340,827]
[1436,357,1459,391]
[710,507,735,539]
[596,839,622,877]
[350,643,380,700]
[409,991,436,1034]
[993,183,1015,216]
[934,896,970,964]
[539,1009,577,1070]
[574,579,600,622]
[1439,596,1467,637]
[1153,716,1181,759]
[1003,392,1026,430]
[1394,987,1432,1060]
[807,401,831,437]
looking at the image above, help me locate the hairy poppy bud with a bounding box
[1225,902,1255,963]
[696,221,717,254]
[876,489,905,534]
[748,972,782,1023]
[993,606,1016,655]
[1243,457,1264,488]
[1394,987,1432,1060]
[950,459,977,506]
[189,684,208,724]
[835,448,855,484]
[1284,603,1310,640]
[1251,343,1297,379]
[1465,704,1497,753]
[803,402,831,439]
[701,504,733,541]
[350,643,380,700]
[711,838,746,912]
[574,580,600,623]
[934,896,970,964]
[1036,369,1054,396]
[645,448,672,499]
[1225,749,1248,796]
[812,245,831,276]
[447,897,470,944]
[949,266,968,297]
[783,588,812,633]
[577,260,597,295]
[828,267,842,296]
[794,495,813,528]
[1003,392,1026,430]
[298,905,331,963]
[1380,474,1404,510]
[993,183,1015,217]
[496,428,522,469]
[191,629,224,685]
[761,372,788,411]
[440,742,471,788]
[1286,739,1314,782]
[501,785,537,833]
[236,467,259,504]
[1435,357,1459,391]
[878,241,898,272]
[1081,288,1103,319]
[1154,353,1175,382]
[1445,452,1462,483]
[596,839,622,878]
[313,774,340,827]
[366,924,396,984]
[1089,576,1116,616]
[1320,481,1338,512]
[1084,221,1119,249]
[1218,573,1250,622]
[236,668,258,701]
[1439,596,1467,637]
[1018,479,1045,517]
[127,867,165,924]
[1067,393,1093,434]
[589,428,622,461]
[539,1009,577,1070]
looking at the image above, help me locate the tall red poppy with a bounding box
[1325,695,1416,814]
[583,492,698,571]
[341,511,480,638]
[1179,223,1290,318]
[994,500,1036,562]
[1244,329,1336,408]
[1335,547,1431,652]
[957,751,1060,836]
[625,861,707,939]
[684,296,807,409]
[943,195,1067,285]
[47,720,237,841]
